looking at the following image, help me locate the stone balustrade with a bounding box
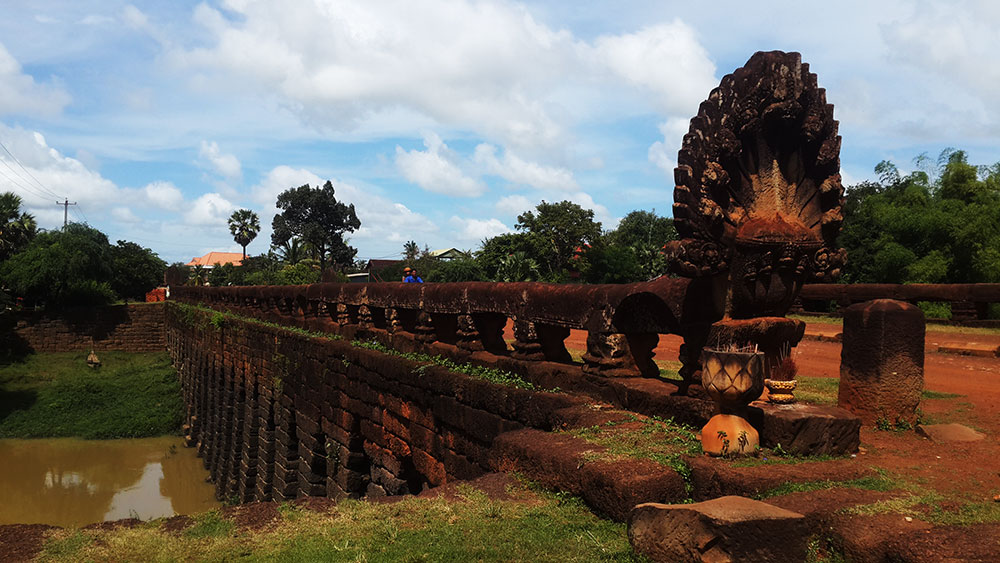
[171,277,725,386]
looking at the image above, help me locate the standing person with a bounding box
[404,268,423,283]
[401,267,412,282]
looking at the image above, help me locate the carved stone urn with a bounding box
[700,347,764,456]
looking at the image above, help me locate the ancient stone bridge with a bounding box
[163,50,866,521]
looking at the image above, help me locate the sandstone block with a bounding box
[628,496,808,562]
[839,299,924,425]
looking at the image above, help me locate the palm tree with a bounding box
[403,240,420,262]
[275,237,311,265]
[0,191,38,261]
[228,209,260,260]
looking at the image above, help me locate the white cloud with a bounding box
[395,132,485,196]
[198,140,242,181]
[111,206,142,223]
[565,191,614,228]
[0,42,70,117]
[648,117,690,176]
[495,194,534,216]
[474,144,577,191]
[590,21,716,116]
[168,0,716,157]
[248,165,438,254]
[142,181,184,211]
[449,216,512,243]
[184,192,234,225]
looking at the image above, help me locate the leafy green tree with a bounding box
[0,192,38,261]
[514,200,602,278]
[109,240,167,300]
[403,240,420,262]
[475,232,540,280]
[228,209,260,260]
[275,237,311,265]
[495,251,541,282]
[0,223,115,307]
[840,149,1000,285]
[271,181,361,272]
[434,257,485,282]
[581,243,643,284]
[606,210,676,280]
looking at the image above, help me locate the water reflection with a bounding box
[0,437,219,527]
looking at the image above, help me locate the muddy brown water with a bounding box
[0,436,219,527]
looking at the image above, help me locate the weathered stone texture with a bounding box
[838,299,925,425]
[628,496,809,562]
[11,303,165,353]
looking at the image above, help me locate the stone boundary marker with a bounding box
[838,299,925,425]
[628,496,808,562]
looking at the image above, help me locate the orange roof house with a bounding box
[186,252,244,267]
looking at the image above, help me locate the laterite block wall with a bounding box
[165,303,579,502]
[11,303,166,353]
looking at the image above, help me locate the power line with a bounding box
[0,163,53,202]
[0,139,63,200]
[56,198,77,229]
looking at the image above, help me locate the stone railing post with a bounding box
[582,331,658,377]
[839,299,924,425]
[511,320,571,363]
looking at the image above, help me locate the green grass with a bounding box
[353,338,542,391]
[795,376,840,405]
[38,481,643,562]
[0,351,184,439]
[568,412,701,496]
[755,469,898,499]
[922,389,962,399]
[789,313,1000,336]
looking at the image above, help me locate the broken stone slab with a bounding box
[916,423,985,443]
[628,495,809,562]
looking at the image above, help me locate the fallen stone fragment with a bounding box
[628,495,808,562]
[915,423,985,443]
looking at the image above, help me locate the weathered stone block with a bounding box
[628,496,808,562]
[839,299,924,425]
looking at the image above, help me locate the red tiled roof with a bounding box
[186,252,243,267]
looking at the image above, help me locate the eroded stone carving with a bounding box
[666,51,846,318]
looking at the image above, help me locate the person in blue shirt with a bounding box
[404,268,423,283]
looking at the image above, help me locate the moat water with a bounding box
[0,436,219,527]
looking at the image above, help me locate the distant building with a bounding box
[428,248,468,261]
[186,252,244,268]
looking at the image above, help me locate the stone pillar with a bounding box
[839,299,924,425]
[414,311,436,343]
[511,320,572,362]
[385,308,402,334]
[582,331,658,377]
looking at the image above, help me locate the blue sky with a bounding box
[1,0,999,264]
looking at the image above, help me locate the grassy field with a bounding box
[0,351,183,439]
[789,314,1000,336]
[39,481,642,562]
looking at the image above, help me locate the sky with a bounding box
[1,0,999,264]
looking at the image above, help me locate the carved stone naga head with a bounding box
[666,51,847,319]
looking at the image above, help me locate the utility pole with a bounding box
[56,198,77,229]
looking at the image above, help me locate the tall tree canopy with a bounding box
[271,181,361,272]
[0,192,38,261]
[514,200,602,279]
[839,149,1000,284]
[109,240,167,300]
[228,209,260,260]
[1,224,165,306]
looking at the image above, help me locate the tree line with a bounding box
[3,148,998,309]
